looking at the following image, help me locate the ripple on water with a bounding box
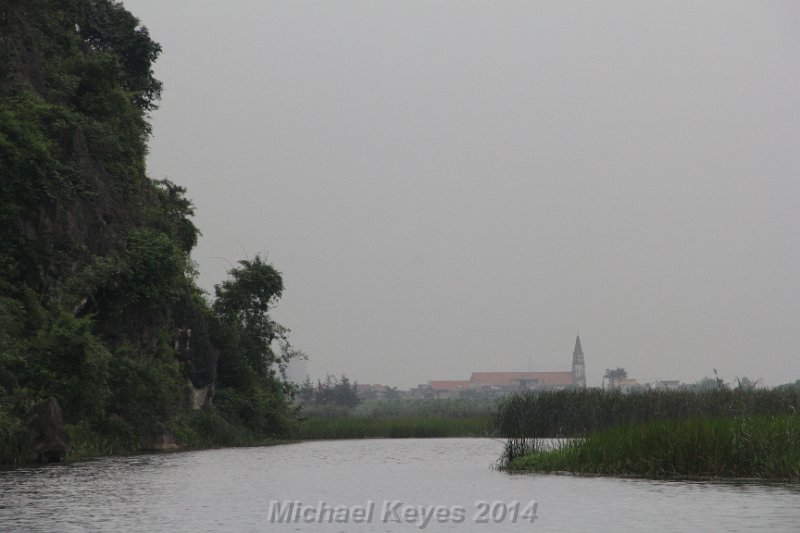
[1,439,799,532]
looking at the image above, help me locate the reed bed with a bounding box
[300,398,496,420]
[494,388,800,439]
[506,414,800,480]
[295,416,493,440]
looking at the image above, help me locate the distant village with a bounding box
[289,335,695,401]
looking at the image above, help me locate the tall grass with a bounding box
[296,398,496,439]
[495,388,800,439]
[506,414,800,480]
[296,416,493,440]
[300,398,496,420]
[0,410,32,465]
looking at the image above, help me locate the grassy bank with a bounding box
[296,416,493,439]
[505,415,800,480]
[62,410,291,462]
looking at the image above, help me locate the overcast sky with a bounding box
[122,0,799,388]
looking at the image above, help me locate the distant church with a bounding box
[572,334,586,388]
[428,335,587,398]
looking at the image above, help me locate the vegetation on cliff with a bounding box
[0,0,299,463]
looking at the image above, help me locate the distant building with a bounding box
[355,383,389,399]
[428,335,588,396]
[572,334,586,388]
[468,371,574,391]
[428,380,471,399]
[652,380,681,391]
[608,377,640,392]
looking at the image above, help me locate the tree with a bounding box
[76,0,164,110]
[212,255,285,380]
[314,375,361,408]
[210,255,300,434]
[384,386,400,400]
[296,376,315,404]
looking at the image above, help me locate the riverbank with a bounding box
[505,414,800,480]
[57,410,293,463]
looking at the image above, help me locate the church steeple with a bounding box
[573,334,583,360]
[572,334,586,388]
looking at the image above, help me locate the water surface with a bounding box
[1,439,798,532]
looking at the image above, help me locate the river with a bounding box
[1,438,798,532]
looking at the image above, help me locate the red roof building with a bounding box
[428,380,471,399]
[469,371,574,388]
[427,335,587,395]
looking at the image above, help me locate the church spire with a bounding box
[572,334,586,388]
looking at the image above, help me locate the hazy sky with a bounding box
[122,0,799,388]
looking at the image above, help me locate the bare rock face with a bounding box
[172,291,218,401]
[187,379,214,410]
[26,397,71,463]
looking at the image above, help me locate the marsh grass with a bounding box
[494,388,800,439]
[506,414,800,480]
[300,398,496,420]
[296,416,492,439]
[296,398,496,439]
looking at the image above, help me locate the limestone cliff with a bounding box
[0,0,218,460]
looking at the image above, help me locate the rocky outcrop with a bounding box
[187,379,213,410]
[25,397,71,463]
[173,291,218,399]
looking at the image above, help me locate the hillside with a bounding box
[0,0,296,463]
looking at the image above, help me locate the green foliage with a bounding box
[106,348,183,435]
[310,374,361,408]
[507,415,800,480]
[0,406,33,464]
[0,297,27,365]
[171,408,250,449]
[213,255,283,321]
[66,418,137,459]
[62,254,125,312]
[208,254,300,437]
[150,179,200,253]
[0,0,300,464]
[123,228,187,304]
[74,0,163,111]
[213,256,284,378]
[0,94,82,287]
[26,311,112,423]
[0,95,75,203]
[214,384,295,437]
